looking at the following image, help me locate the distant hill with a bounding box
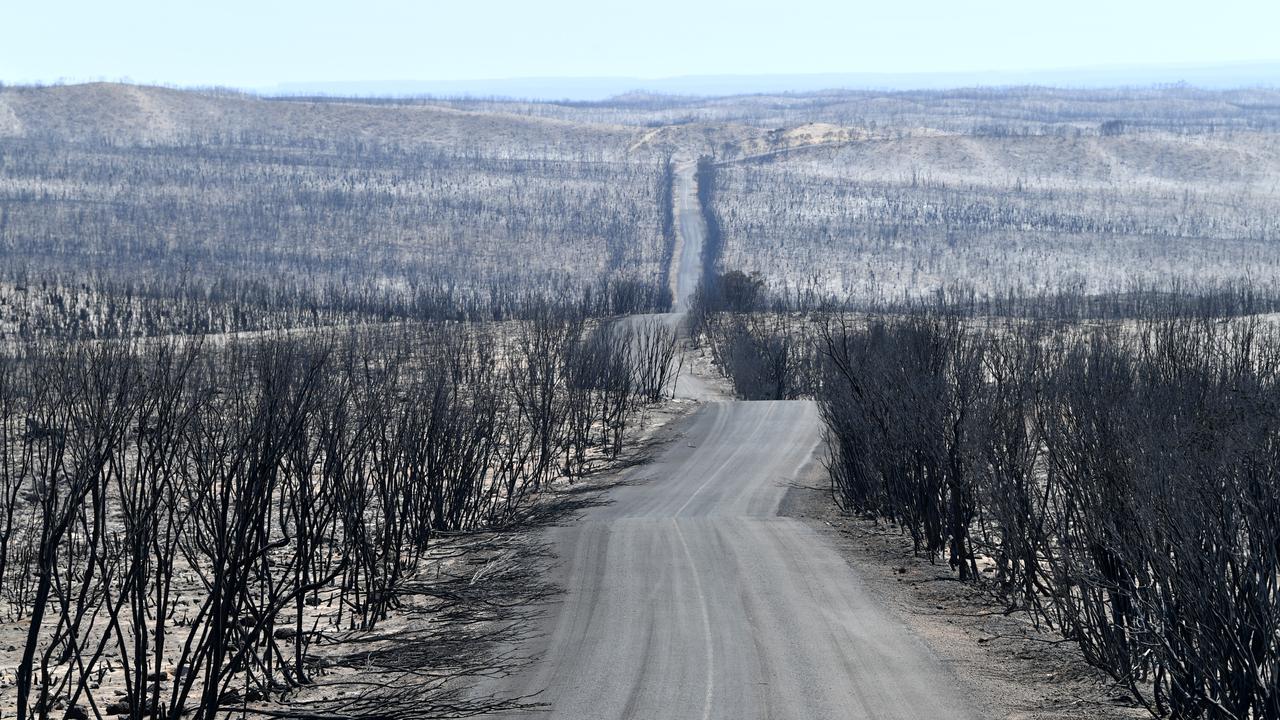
[0,82,638,150]
[264,62,1280,102]
[0,81,677,337]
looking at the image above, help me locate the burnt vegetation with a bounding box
[0,85,676,339]
[0,83,690,719]
[695,280,1280,717]
[0,312,681,719]
[816,310,1279,718]
[4,79,1280,719]
[678,85,1280,719]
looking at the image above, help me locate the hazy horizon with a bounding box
[4,0,1278,94]
[259,61,1280,101]
[9,60,1280,104]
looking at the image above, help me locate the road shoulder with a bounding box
[778,462,1149,720]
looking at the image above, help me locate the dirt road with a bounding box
[479,401,978,719]
[475,154,977,719]
[671,162,705,313]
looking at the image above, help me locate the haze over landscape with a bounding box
[1,2,1278,719]
[5,0,1279,95]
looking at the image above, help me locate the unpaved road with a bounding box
[479,401,979,719]
[671,162,705,312]
[476,155,978,719]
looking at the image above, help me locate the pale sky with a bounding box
[2,0,1278,88]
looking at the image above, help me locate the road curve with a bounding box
[479,401,979,719]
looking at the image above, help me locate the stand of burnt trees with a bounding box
[817,312,1279,719]
[0,131,675,319]
[689,271,816,401]
[0,270,672,341]
[695,156,723,292]
[0,311,680,720]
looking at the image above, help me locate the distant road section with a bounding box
[671,162,706,313]
[480,401,977,719]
